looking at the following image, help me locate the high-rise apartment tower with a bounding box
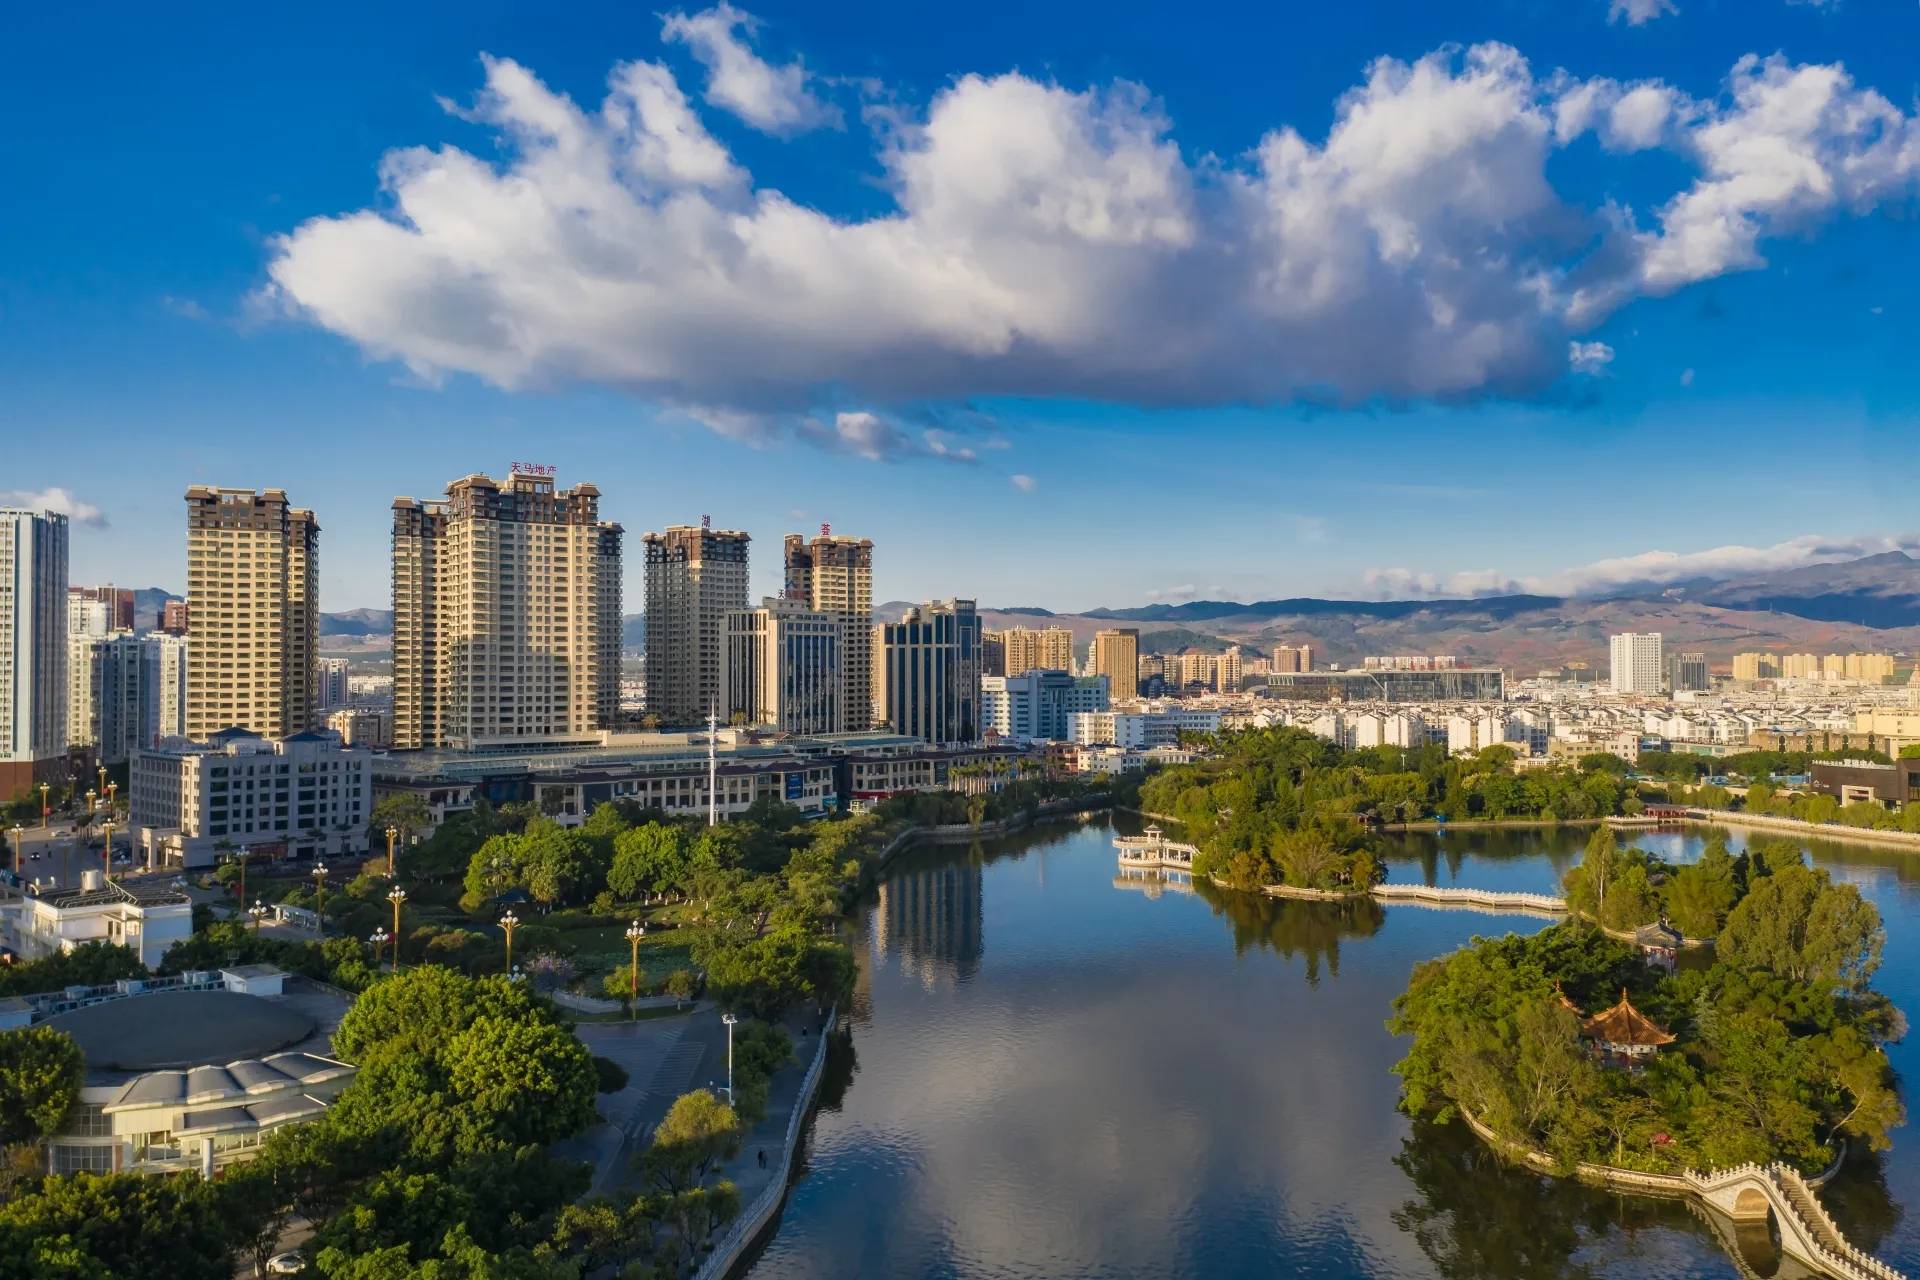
[644,522,750,726]
[1092,628,1140,700]
[0,509,68,798]
[1609,632,1665,697]
[391,469,622,750]
[184,487,318,740]
[783,529,873,731]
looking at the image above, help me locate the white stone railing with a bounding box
[1684,1161,1907,1280]
[1370,883,1568,913]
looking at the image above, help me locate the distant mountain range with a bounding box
[133,550,1920,670]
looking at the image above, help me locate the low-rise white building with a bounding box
[0,871,193,967]
[130,728,373,869]
[1068,703,1220,748]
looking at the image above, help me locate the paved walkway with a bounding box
[570,1009,716,1197]
[697,1007,835,1218]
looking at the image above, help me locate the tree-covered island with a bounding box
[1139,728,1640,893]
[1390,842,1902,1173]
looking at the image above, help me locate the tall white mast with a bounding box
[707,706,718,827]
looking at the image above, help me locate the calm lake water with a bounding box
[742,814,1920,1279]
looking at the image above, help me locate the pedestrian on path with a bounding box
[758,1149,767,1169]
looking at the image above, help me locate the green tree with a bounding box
[1596,862,1660,932]
[1661,835,1739,938]
[0,1025,83,1147]
[1719,863,1883,991]
[333,966,559,1067]
[608,822,691,900]
[0,1171,229,1280]
[443,1016,599,1148]
[641,1090,740,1193]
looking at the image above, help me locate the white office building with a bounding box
[981,671,1109,743]
[1610,632,1665,696]
[130,728,373,869]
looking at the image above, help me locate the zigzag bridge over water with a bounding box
[1113,827,1908,1279]
[1114,827,1567,915]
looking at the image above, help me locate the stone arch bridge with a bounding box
[1686,1163,1908,1280]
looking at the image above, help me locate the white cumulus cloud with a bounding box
[1009,473,1037,492]
[661,3,839,135]
[1568,340,1615,373]
[1366,532,1920,599]
[1,487,107,527]
[1609,0,1679,24]
[264,22,1920,452]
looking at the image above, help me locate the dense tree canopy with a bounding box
[0,1026,82,1149]
[1392,879,1900,1175]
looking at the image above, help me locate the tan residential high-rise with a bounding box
[184,487,318,740]
[391,468,622,750]
[644,521,750,726]
[783,529,873,731]
[997,626,1075,676]
[1092,628,1139,700]
[1273,643,1314,674]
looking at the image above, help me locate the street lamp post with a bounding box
[387,887,407,971]
[96,766,107,800]
[721,1012,738,1103]
[312,863,329,934]
[106,781,116,814]
[99,820,114,881]
[369,927,389,970]
[38,783,49,829]
[9,824,22,876]
[499,910,520,975]
[248,899,268,932]
[385,825,399,879]
[624,920,646,1016]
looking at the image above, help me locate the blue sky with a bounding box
[3,0,1918,613]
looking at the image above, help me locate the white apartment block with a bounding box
[1068,703,1222,748]
[725,597,843,736]
[131,729,373,869]
[981,671,1109,743]
[392,470,622,750]
[67,632,148,763]
[315,657,350,711]
[1610,632,1664,696]
[184,487,319,740]
[149,633,188,742]
[0,509,68,797]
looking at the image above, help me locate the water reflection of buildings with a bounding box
[874,858,985,989]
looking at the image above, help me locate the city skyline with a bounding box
[6,0,1920,611]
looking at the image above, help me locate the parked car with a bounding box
[266,1250,305,1275]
